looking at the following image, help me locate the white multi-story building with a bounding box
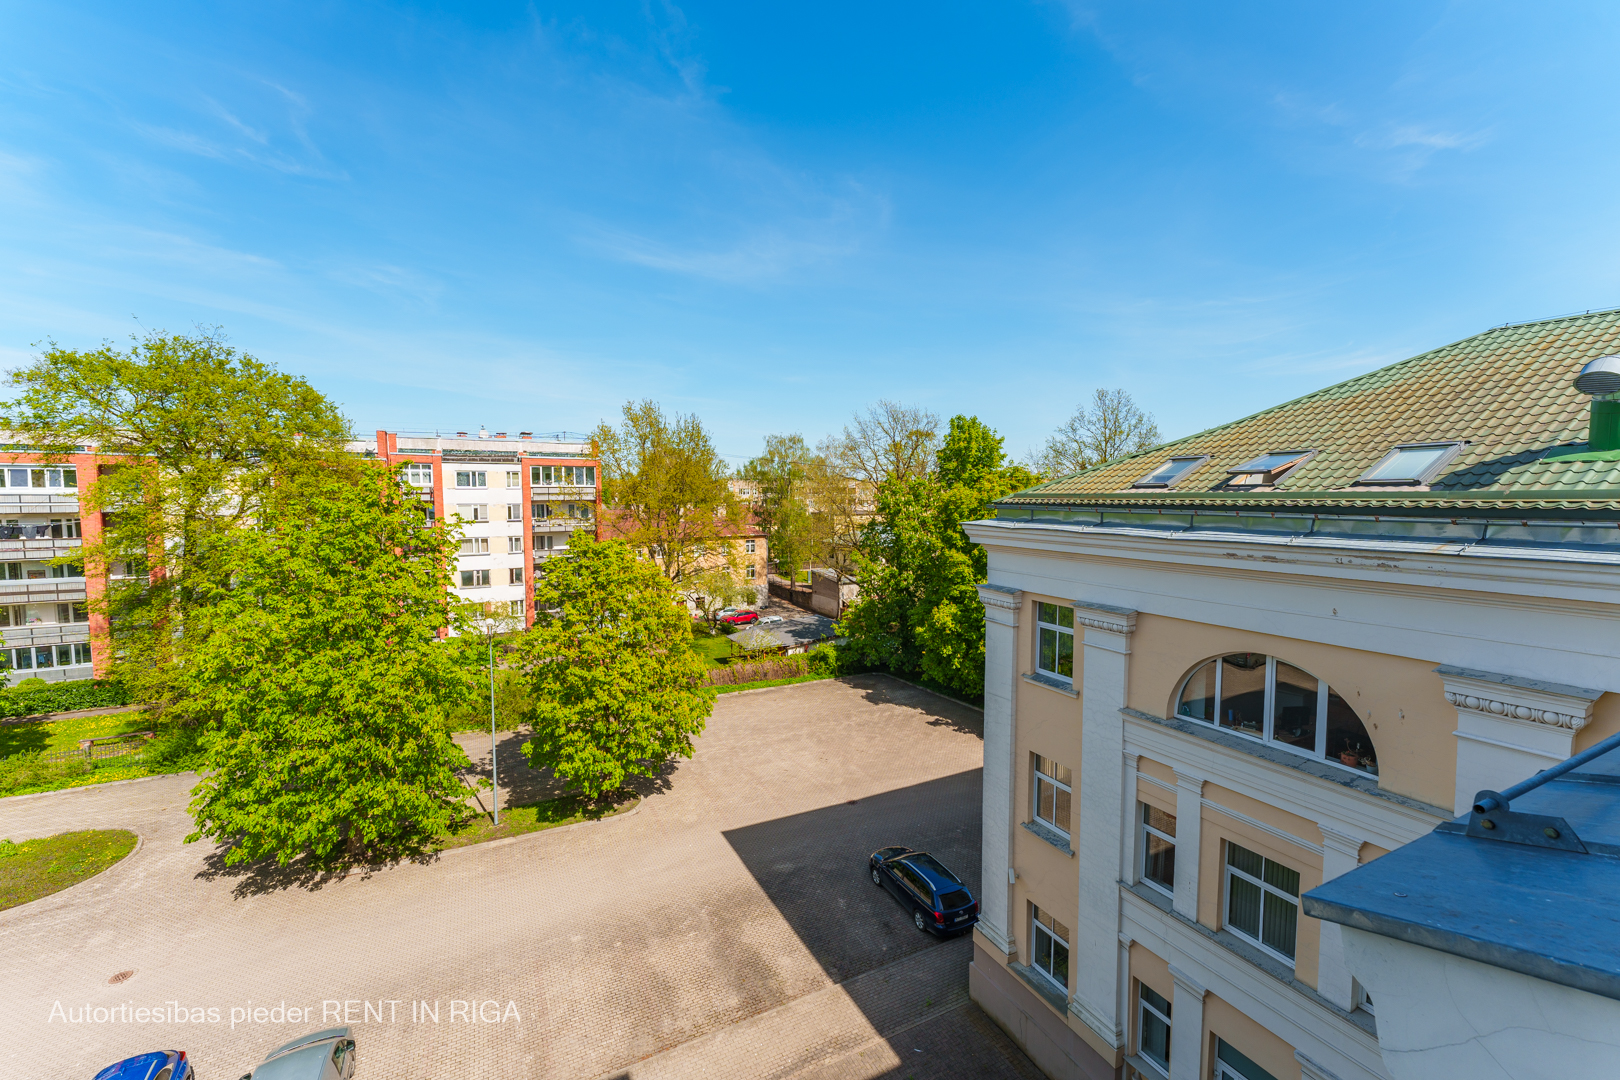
[963,311,1620,1080]
[360,429,600,630]
[0,454,98,685]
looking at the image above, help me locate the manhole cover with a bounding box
[108,970,135,985]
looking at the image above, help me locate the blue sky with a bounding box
[3,3,1619,465]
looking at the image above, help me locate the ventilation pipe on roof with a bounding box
[1574,356,1620,451]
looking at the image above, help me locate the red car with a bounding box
[723,610,760,626]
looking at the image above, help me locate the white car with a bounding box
[243,1028,356,1080]
[760,615,784,624]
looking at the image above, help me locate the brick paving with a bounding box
[0,675,1039,1080]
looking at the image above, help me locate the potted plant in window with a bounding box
[1339,746,1361,768]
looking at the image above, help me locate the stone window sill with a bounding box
[1022,819,1075,856]
[1022,671,1077,698]
[1010,961,1070,1016]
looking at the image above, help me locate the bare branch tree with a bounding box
[822,400,941,487]
[1033,388,1161,478]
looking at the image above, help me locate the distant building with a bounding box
[0,448,103,684]
[963,311,1620,1080]
[361,429,600,629]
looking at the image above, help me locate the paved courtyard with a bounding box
[0,675,1043,1080]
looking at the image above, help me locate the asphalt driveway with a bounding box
[0,675,1041,1080]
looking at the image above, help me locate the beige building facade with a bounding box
[963,311,1620,1080]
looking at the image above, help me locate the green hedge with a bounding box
[0,679,132,719]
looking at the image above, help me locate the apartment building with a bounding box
[961,311,1620,1080]
[365,429,600,628]
[0,450,101,685]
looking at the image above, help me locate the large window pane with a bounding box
[1038,779,1055,823]
[1262,860,1300,897]
[1049,937,1069,985]
[1271,662,1318,752]
[1053,785,1071,832]
[1055,631,1073,677]
[1227,876,1262,939]
[1177,661,1215,721]
[1226,842,1263,879]
[1039,627,1057,673]
[1219,654,1266,735]
[1034,931,1052,972]
[1261,892,1298,959]
[1140,1006,1169,1070]
[1145,833,1175,892]
[1325,689,1377,773]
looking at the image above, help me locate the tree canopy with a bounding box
[1,329,352,704]
[839,414,1033,697]
[180,466,476,869]
[593,400,738,585]
[1033,388,1161,479]
[517,534,715,799]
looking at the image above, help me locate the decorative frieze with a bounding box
[1441,689,1589,731]
[1072,598,1138,636]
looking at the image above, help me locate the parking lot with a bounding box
[0,675,1042,1080]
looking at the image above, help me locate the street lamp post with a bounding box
[484,615,498,826]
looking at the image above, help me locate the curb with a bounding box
[713,675,838,698]
[0,829,144,923]
[1,770,196,803]
[434,792,647,859]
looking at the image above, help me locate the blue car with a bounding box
[93,1050,195,1080]
[869,846,978,935]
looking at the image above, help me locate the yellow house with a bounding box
[963,310,1620,1080]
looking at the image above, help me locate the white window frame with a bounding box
[1135,982,1172,1077]
[745,538,756,554]
[455,470,488,489]
[1139,803,1176,898]
[1174,656,1375,776]
[459,569,491,588]
[509,599,525,617]
[1223,841,1300,966]
[508,536,524,553]
[1032,754,1072,837]
[507,504,523,522]
[459,537,490,555]
[745,564,756,579]
[1029,905,1070,994]
[505,470,521,488]
[403,463,434,488]
[456,505,489,522]
[1033,601,1075,683]
[508,567,523,585]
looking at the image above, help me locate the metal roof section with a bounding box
[1303,726,1620,1001]
[999,308,1620,515]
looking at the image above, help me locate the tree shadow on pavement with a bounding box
[848,674,985,738]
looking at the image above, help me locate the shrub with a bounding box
[0,679,132,719]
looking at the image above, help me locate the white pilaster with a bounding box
[1171,770,1205,922]
[1295,1050,1348,1080]
[977,583,1023,959]
[1315,825,1366,1011]
[1070,599,1137,1049]
[1121,752,1141,887]
[1438,665,1602,815]
[1167,961,1209,1080]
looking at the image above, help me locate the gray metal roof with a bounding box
[1304,731,1620,1000]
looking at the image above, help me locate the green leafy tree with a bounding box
[741,434,818,582]
[593,400,737,585]
[839,415,1035,697]
[518,534,715,799]
[180,466,476,869]
[1,329,351,706]
[685,566,755,629]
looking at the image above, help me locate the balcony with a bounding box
[0,492,80,515]
[533,517,592,530]
[0,623,91,647]
[0,579,88,602]
[0,537,82,561]
[530,485,596,500]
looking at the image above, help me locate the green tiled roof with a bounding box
[1002,309,1620,515]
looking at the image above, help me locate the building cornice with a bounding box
[1072,599,1137,636]
[1436,665,1602,732]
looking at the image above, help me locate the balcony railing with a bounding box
[0,580,88,601]
[0,624,92,646]
[0,524,73,540]
[530,485,596,499]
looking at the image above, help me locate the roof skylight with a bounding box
[1131,455,1209,489]
[1226,450,1313,486]
[1357,442,1464,485]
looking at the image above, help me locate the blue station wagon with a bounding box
[869,846,978,935]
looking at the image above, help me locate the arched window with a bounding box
[1175,654,1377,776]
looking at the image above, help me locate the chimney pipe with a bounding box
[1575,356,1620,451]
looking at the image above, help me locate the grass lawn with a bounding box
[438,792,638,850]
[0,829,139,911]
[689,633,734,667]
[0,710,148,759]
